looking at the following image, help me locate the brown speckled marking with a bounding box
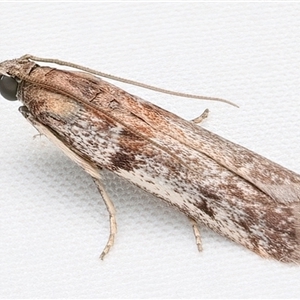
[1,55,300,263]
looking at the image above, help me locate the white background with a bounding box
[0,3,300,298]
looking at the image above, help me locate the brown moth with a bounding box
[0,54,299,263]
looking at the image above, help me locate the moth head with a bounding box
[0,75,18,101]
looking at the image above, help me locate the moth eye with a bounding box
[0,75,18,101]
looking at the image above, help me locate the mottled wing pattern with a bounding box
[2,59,300,262]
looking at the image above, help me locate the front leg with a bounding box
[19,106,117,259]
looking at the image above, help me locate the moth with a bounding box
[0,54,299,263]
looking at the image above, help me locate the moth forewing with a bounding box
[0,55,300,263]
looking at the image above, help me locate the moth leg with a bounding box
[189,111,208,251]
[92,177,117,260]
[191,108,209,124]
[33,133,43,139]
[19,106,117,259]
[189,218,203,252]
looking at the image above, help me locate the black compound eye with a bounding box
[0,75,18,101]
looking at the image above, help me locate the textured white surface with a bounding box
[1,3,300,298]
